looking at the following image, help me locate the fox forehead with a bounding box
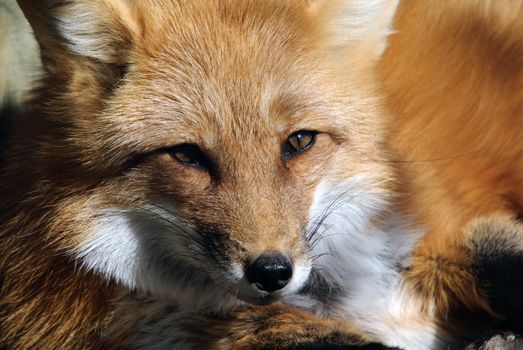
[108,72,344,155]
[96,1,349,151]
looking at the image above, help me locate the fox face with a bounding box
[17,0,397,309]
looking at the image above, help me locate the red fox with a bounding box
[0,0,522,349]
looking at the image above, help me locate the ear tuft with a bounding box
[309,0,399,59]
[18,0,141,64]
[57,1,139,64]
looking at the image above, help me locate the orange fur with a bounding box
[1,0,522,349]
[2,0,393,347]
[381,0,523,332]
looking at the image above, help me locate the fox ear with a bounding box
[308,0,399,66]
[17,0,141,65]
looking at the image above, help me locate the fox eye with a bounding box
[283,130,317,159]
[167,144,210,169]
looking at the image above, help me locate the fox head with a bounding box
[17,0,398,309]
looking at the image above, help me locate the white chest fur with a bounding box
[300,178,444,350]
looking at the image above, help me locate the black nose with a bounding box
[245,254,293,292]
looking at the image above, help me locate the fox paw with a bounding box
[218,304,401,350]
[467,214,523,332]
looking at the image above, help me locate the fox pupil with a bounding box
[284,130,317,159]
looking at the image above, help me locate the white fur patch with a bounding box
[294,176,442,350]
[283,258,312,297]
[329,0,398,39]
[74,212,141,288]
[57,1,138,63]
[311,0,400,56]
[74,206,239,311]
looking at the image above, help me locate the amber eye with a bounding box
[167,143,210,169]
[282,130,317,159]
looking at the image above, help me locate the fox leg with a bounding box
[404,214,523,342]
[106,297,397,350]
[215,304,398,350]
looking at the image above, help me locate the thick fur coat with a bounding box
[0,1,522,349]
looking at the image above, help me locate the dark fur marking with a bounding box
[0,100,15,164]
[503,193,523,223]
[299,268,342,307]
[196,225,239,268]
[471,234,523,332]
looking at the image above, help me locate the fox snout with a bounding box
[245,253,293,293]
[229,247,313,305]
